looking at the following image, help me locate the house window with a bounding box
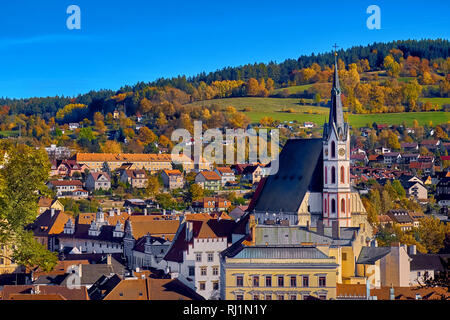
[278,295,284,300]
[199,282,206,291]
[200,267,207,276]
[290,276,297,287]
[325,167,327,184]
[290,295,297,300]
[342,253,347,261]
[207,252,214,262]
[319,276,326,287]
[265,276,272,287]
[253,276,259,287]
[253,295,259,300]
[341,198,345,213]
[331,199,336,213]
[188,266,195,276]
[212,266,219,276]
[265,294,272,300]
[195,253,202,262]
[319,294,327,300]
[236,276,243,287]
[340,166,345,183]
[278,276,284,287]
[331,166,336,184]
[236,294,244,300]
[302,276,309,287]
[212,281,219,290]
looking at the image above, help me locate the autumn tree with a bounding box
[146,175,161,198]
[101,140,122,153]
[138,127,157,145]
[417,216,446,253]
[0,143,58,271]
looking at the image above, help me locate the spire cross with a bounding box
[333,43,339,54]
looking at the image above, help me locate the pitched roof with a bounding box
[356,247,391,264]
[49,180,83,187]
[198,171,221,181]
[251,138,323,213]
[90,172,111,181]
[164,220,236,263]
[75,153,172,162]
[409,254,445,272]
[336,284,367,299]
[1,285,89,300]
[163,169,182,176]
[30,209,71,236]
[215,166,234,174]
[127,216,180,240]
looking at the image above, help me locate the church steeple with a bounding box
[324,45,347,141]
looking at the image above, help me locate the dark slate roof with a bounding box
[252,138,323,212]
[356,247,391,264]
[410,254,445,272]
[88,274,122,300]
[57,223,123,243]
[222,244,330,260]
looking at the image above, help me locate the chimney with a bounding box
[317,220,324,235]
[408,245,417,255]
[115,208,120,216]
[185,221,193,241]
[415,293,422,300]
[51,208,55,217]
[332,220,340,239]
[389,285,395,300]
[144,208,147,216]
[127,207,131,214]
[78,264,82,278]
[33,285,40,295]
[106,254,112,265]
[109,209,115,217]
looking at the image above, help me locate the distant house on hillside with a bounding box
[85,172,111,191]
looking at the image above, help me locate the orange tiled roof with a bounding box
[49,180,83,187]
[336,284,367,298]
[127,216,180,240]
[216,167,234,174]
[199,171,221,181]
[163,169,182,176]
[76,153,172,162]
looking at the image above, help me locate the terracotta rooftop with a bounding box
[76,153,172,162]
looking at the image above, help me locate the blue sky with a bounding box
[0,0,449,99]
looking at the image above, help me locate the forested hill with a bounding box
[1,38,449,119]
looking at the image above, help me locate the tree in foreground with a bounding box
[0,143,58,272]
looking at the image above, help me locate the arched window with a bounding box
[341,198,345,213]
[331,199,336,213]
[340,166,345,183]
[324,199,327,213]
[331,166,336,184]
[331,141,336,158]
[325,167,327,184]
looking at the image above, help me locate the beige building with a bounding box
[120,169,149,189]
[74,153,172,173]
[161,169,184,190]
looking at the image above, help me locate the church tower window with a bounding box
[331,141,336,158]
[340,166,345,183]
[331,166,336,184]
[341,198,345,213]
[331,199,336,213]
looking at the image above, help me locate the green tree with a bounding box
[0,143,58,271]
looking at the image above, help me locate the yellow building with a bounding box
[0,244,22,274]
[74,153,172,173]
[38,197,64,215]
[220,241,338,300]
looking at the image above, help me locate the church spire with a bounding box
[329,44,344,129]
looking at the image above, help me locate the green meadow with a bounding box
[186,97,450,128]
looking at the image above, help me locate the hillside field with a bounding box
[186,97,450,128]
